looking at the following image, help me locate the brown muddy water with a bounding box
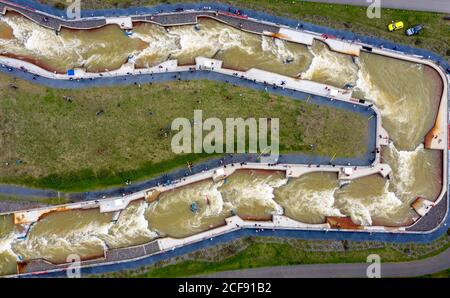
[0,11,445,275]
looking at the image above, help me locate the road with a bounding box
[202,247,450,278]
[301,0,450,14]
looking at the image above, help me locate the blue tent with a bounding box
[67,69,75,76]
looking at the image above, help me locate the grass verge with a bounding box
[0,74,368,191]
[42,0,450,59]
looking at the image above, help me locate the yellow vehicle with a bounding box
[388,21,404,31]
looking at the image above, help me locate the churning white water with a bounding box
[0,11,444,275]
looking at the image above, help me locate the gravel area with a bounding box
[406,193,448,232]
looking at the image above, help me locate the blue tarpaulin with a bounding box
[67,69,75,76]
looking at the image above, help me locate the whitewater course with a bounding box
[0,1,449,277]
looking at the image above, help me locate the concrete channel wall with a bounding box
[0,0,448,277]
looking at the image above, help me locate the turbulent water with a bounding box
[356,53,441,150]
[272,49,442,227]
[274,172,342,224]
[333,143,442,227]
[218,170,286,219]
[145,179,230,238]
[327,53,442,226]
[146,170,286,238]
[0,215,16,276]
[10,201,158,265]
[12,209,112,264]
[135,18,313,76]
[100,201,158,249]
[0,13,147,73]
[302,41,359,87]
[0,11,445,274]
[343,53,443,226]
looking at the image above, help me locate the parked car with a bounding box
[388,21,404,31]
[405,24,424,36]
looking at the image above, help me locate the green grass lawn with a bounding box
[43,0,450,59]
[421,269,450,278]
[0,74,368,191]
[100,234,450,278]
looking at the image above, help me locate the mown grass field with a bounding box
[43,0,450,59]
[0,74,367,191]
[100,234,450,278]
[22,0,449,278]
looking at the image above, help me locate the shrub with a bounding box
[53,2,66,10]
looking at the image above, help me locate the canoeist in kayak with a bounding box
[190,202,199,213]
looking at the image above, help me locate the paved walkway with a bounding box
[201,247,450,278]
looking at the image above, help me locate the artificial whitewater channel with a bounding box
[0,4,448,276]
